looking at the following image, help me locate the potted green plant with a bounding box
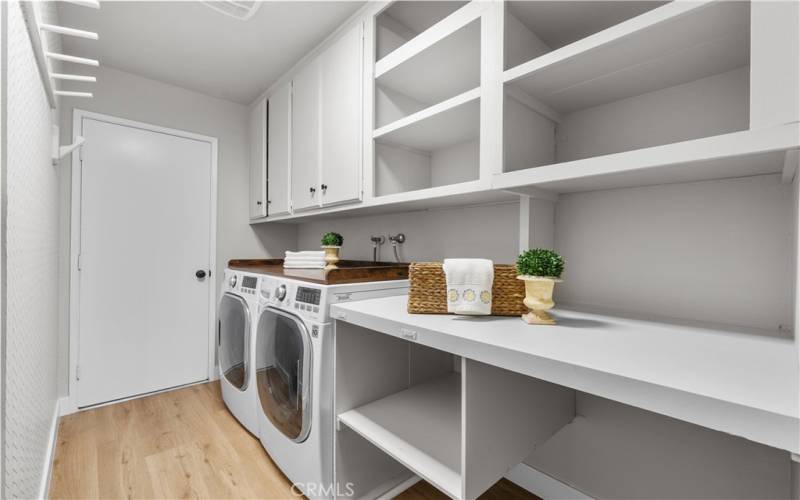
[516,248,564,325]
[321,232,344,269]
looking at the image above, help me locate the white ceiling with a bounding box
[57,1,365,104]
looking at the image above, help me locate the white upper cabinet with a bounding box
[320,22,364,206]
[267,83,291,216]
[291,58,321,212]
[249,97,267,219]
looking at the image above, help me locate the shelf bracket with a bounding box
[51,125,85,166]
[781,149,799,184]
[502,186,559,202]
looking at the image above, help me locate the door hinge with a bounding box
[76,365,81,381]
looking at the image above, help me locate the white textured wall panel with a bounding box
[3,2,60,498]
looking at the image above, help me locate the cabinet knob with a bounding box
[321,184,328,193]
[310,187,316,194]
[256,201,263,206]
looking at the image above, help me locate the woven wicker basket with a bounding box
[407,262,527,316]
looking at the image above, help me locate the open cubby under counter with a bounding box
[332,295,799,456]
[338,373,463,498]
[334,322,574,500]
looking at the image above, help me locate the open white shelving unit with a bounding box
[251,0,797,225]
[503,1,748,112]
[371,2,488,200]
[501,0,755,177]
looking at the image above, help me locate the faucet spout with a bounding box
[369,235,385,262]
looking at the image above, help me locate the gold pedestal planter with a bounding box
[517,276,561,325]
[322,246,341,270]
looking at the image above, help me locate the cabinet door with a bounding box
[249,97,267,218]
[291,59,321,212]
[320,23,363,206]
[267,83,291,216]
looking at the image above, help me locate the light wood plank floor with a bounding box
[49,381,539,500]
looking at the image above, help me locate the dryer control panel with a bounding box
[259,279,325,322]
[293,286,322,317]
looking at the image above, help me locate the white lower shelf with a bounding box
[493,123,800,195]
[331,295,799,454]
[338,373,462,499]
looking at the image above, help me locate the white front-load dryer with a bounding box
[255,277,409,499]
[217,269,260,435]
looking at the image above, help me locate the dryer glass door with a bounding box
[218,293,250,390]
[256,307,312,442]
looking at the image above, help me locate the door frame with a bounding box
[67,109,218,414]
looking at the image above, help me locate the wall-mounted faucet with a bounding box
[370,235,385,262]
[388,233,405,263]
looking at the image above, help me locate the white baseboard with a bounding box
[59,395,76,416]
[37,398,62,500]
[505,463,592,500]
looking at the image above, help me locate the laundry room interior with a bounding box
[1,0,799,499]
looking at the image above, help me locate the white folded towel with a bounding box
[442,259,494,315]
[284,250,326,269]
[285,257,325,263]
[283,250,326,269]
[285,250,325,259]
[283,261,326,269]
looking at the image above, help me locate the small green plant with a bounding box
[516,248,564,278]
[321,232,344,247]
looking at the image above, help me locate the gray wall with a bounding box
[555,173,794,333]
[296,202,520,264]
[57,65,298,396]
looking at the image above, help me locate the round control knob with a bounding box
[229,275,237,288]
[275,284,287,301]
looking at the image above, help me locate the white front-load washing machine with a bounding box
[254,276,408,499]
[217,269,261,435]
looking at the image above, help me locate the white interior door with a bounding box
[76,116,213,408]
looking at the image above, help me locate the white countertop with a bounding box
[331,295,799,453]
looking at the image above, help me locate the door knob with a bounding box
[195,270,207,279]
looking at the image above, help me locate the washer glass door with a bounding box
[218,293,250,390]
[256,307,312,442]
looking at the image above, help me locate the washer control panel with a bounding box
[239,274,258,296]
